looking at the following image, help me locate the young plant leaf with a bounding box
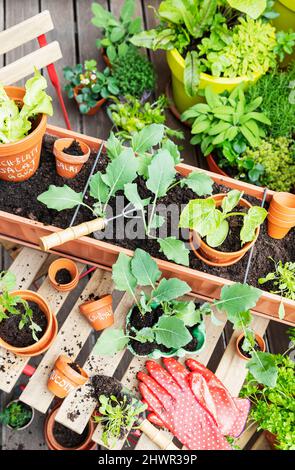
[0,271,16,292]
[215,283,261,316]
[173,301,201,327]
[112,253,137,294]
[179,198,222,238]
[227,310,252,330]
[221,190,243,214]
[135,327,154,343]
[124,183,150,210]
[37,185,83,211]
[246,351,278,388]
[131,124,164,153]
[149,214,165,229]
[154,315,192,349]
[105,132,124,159]
[180,172,214,196]
[89,172,109,204]
[101,147,138,193]
[240,206,267,245]
[184,51,200,98]
[131,248,161,287]
[158,237,189,266]
[146,149,176,198]
[206,219,229,247]
[152,278,191,303]
[227,0,266,20]
[93,329,129,355]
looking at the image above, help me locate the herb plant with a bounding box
[63,60,119,114]
[93,248,203,356]
[0,271,42,342]
[0,401,33,429]
[91,0,142,63]
[259,258,295,301]
[93,394,147,448]
[0,69,53,144]
[179,189,267,248]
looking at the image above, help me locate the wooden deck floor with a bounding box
[0,0,291,450]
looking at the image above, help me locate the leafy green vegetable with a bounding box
[131,124,164,154]
[130,248,161,288]
[152,278,191,303]
[101,147,138,192]
[246,351,278,388]
[180,171,214,196]
[37,185,83,211]
[227,0,266,19]
[0,401,32,429]
[158,237,189,266]
[154,315,192,349]
[259,258,295,301]
[215,283,262,316]
[112,253,137,296]
[93,328,129,355]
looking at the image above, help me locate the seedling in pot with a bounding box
[0,400,33,430]
[259,258,295,301]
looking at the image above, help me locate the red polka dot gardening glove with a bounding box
[137,358,232,450]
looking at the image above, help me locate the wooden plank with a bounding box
[251,433,271,450]
[20,268,112,412]
[0,0,4,67]
[0,10,53,55]
[236,422,258,449]
[55,292,134,432]
[0,42,62,85]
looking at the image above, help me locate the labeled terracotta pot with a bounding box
[48,257,79,292]
[267,192,295,239]
[53,138,90,179]
[74,85,106,116]
[5,400,35,431]
[79,294,114,331]
[0,290,56,357]
[47,354,89,398]
[44,405,96,450]
[236,332,266,360]
[0,87,47,182]
[190,194,260,266]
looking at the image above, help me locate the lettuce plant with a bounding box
[0,69,53,144]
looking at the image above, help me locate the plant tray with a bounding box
[0,124,294,325]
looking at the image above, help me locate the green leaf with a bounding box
[0,271,16,291]
[180,172,214,196]
[131,248,161,287]
[215,283,262,316]
[278,301,285,320]
[206,219,229,247]
[131,124,164,153]
[106,132,124,159]
[37,185,83,211]
[221,190,243,214]
[154,316,192,349]
[135,327,155,344]
[89,172,109,204]
[246,352,278,388]
[227,310,252,330]
[101,147,138,193]
[152,278,191,303]
[93,329,129,355]
[150,214,165,229]
[112,253,137,294]
[227,0,266,20]
[158,237,189,266]
[184,51,200,98]
[173,301,201,327]
[240,206,268,245]
[124,183,150,210]
[179,198,222,238]
[146,150,176,198]
[137,154,152,179]
[120,0,135,22]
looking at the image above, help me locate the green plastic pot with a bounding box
[272,0,295,65]
[166,49,262,114]
[126,303,206,359]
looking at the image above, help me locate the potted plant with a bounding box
[272,0,295,65]
[47,354,89,398]
[91,0,142,65]
[94,249,206,358]
[63,60,120,115]
[79,294,114,331]
[0,270,56,356]
[48,258,80,292]
[0,69,53,182]
[179,190,267,266]
[53,138,91,179]
[259,258,295,301]
[130,0,294,113]
[236,332,266,360]
[0,400,34,430]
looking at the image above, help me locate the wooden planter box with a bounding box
[0,124,294,325]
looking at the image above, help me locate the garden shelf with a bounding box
[0,124,294,326]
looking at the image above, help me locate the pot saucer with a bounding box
[16,315,58,357]
[192,246,245,267]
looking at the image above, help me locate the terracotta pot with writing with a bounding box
[0,87,47,182]
[53,138,90,179]
[79,294,114,331]
[47,355,89,398]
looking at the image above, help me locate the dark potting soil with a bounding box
[0,301,47,347]
[53,421,89,448]
[68,362,81,374]
[55,268,72,285]
[238,338,262,359]
[63,139,84,156]
[184,326,199,352]
[91,375,123,401]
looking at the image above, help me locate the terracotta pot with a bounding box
[267,192,295,239]
[44,405,96,450]
[53,138,90,179]
[190,194,260,266]
[0,290,55,356]
[0,87,47,182]
[5,400,35,431]
[206,154,228,177]
[101,48,111,68]
[48,257,79,292]
[236,332,266,360]
[79,294,114,331]
[73,85,106,116]
[47,354,88,398]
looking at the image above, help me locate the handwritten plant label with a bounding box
[0,145,39,181]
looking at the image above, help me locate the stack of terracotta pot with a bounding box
[267,192,295,239]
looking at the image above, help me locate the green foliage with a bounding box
[274,30,295,63]
[111,48,156,98]
[37,185,84,211]
[227,0,266,19]
[63,60,119,114]
[0,69,52,144]
[91,0,142,63]
[93,394,147,448]
[0,402,32,429]
[241,355,295,450]
[259,258,295,301]
[179,190,267,247]
[158,237,189,266]
[246,351,278,388]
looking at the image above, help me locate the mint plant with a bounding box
[179,189,267,248]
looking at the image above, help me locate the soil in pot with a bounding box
[55,268,72,285]
[52,421,89,448]
[237,338,262,359]
[0,301,47,347]
[68,362,82,374]
[62,140,84,156]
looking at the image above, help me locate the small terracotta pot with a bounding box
[190,194,259,266]
[0,87,47,182]
[48,258,79,292]
[79,294,114,331]
[53,138,90,179]
[0,290,55,356]
[73,85,106,116]
[236,332,266,360]
[44,405,96,450]
[267,192,295,239]
[206,154,229,177]
[47,354,88,398]
[6,400,35,431]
